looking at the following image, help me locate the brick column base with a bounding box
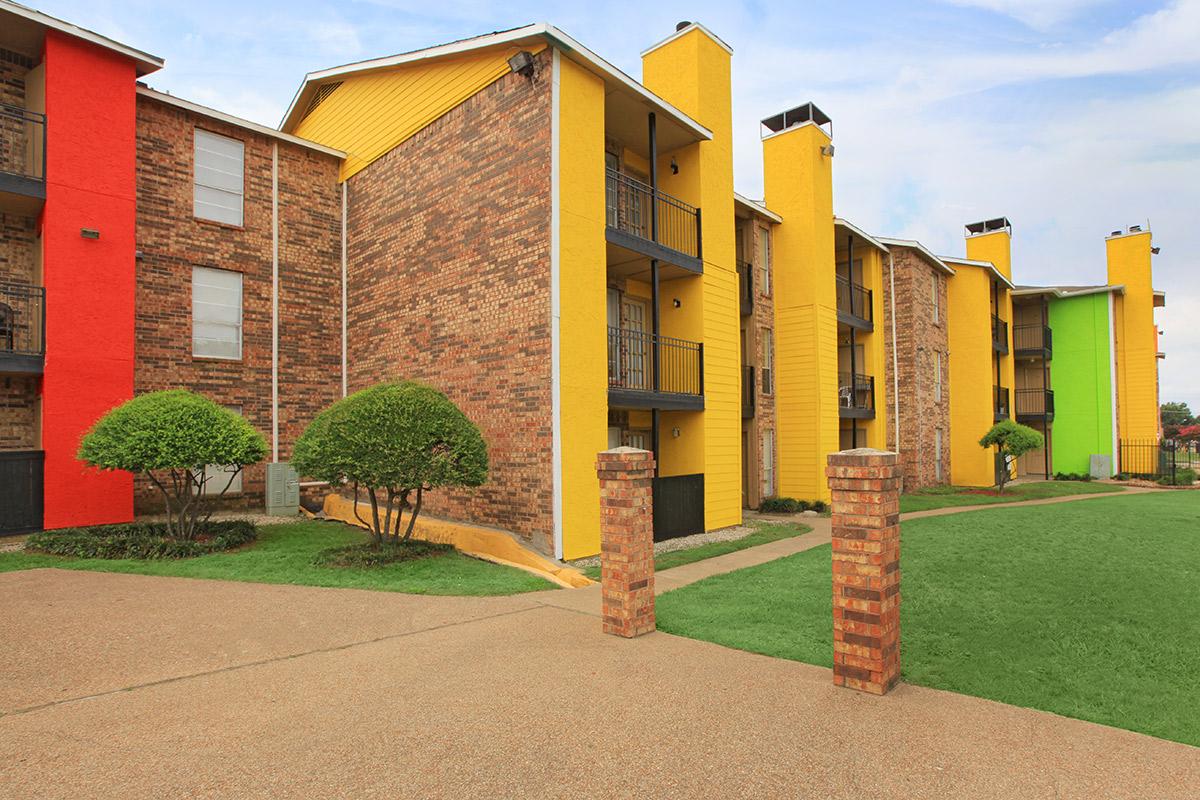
[597,447,656,638]
[826,448,902,694]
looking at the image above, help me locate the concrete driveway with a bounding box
[1,568,1197,799]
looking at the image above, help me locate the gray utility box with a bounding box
[266,462,300,517]
[1089,454,1112,479]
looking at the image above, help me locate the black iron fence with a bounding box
[838,372,874,411]
[994,385,1010,419]
[1119,438,1194,481]
[604,168,701,259]
[738,261,753,315]
[1013,324,1052,356]
[1015,388,1054,418]
[992,315,1009,353]
[0,103,45,182]
[0,282,46,355]
[742,365,755,418]
[836,276,872,323]
[0,450,43,535]
[607,326,703,397]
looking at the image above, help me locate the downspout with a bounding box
[648,112,660,477]
[271,142,279,462]
[341,181,348,398]
[888,252,900,454]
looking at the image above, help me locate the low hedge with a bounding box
[313,539,454,568]
[25,520,257,560]
[1158,468,1197,487]
[1054,472,1094,482]
[759,497,828,514]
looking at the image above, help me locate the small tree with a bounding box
[78,390,268,539]
[979,419,1044,493]
[292,382,488,545]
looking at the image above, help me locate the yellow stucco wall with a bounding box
[1106,231,1160,441]
[948,265,997,486]
[642,28,741,531]
[763,123,838,501]
[555,54,608,560]
[292,45,544,180]
[966,232,1016,442]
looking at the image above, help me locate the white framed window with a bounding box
[200,406,244,495]
[932,274,940,323]
[762,430,776,498]
[761,328,775,394]
[192,266,243,359]
[934,352,943,401]
[935,429,944,481]
[194,129,245,226]
[757,226,772,295]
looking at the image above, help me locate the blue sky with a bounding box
[37,0,1200,411]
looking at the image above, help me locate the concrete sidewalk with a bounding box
[2,568,1197,798]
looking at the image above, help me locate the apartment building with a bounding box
[0,2,1169,556]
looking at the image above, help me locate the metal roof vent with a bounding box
[676,20,692,31]
[760,102,832,138]
[965,217,1012,237]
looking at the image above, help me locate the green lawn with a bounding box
[900,480,1123,513]
[579,521,810,580]
[657,492,1200,746]
[0,521,555,596]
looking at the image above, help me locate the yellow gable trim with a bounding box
[295,44,546,181]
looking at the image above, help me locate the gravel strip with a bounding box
[568,524,759,569]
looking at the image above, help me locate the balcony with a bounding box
[607,326,704,411]
[0,104,46,213]
[838,372,875,419]
[605,168,702,274]
[836,276,873,330]
[0,282,45,374]
[992,315,1009,354]
[742,366,755,419]
[994,385,1010,421]
[1014,324,1052,360]
[1016,388,1055,422]
[738,262,753,316]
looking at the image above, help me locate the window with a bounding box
[761,328,774,394]
[934,429,944,481]
[194,129,245,225]
[934,352,942,401]
[756,227,772,295]
[932,274,940,323]
[192,266,243,359]
[200,406,244,495]
[762,430,775,498]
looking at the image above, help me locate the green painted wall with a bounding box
[1048,293,1115,475]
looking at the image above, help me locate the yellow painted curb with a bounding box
[318,494,593,589]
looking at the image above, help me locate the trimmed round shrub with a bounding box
[759,497,804,514]
[25,520,257,559]
[313,539,454,568]
[809,499,829,513]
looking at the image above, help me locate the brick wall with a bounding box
[345,51,554,551]
[882,246,951,489]
[0,212,36,285]
[0,49,33,177]
[133,95,343,511]
[0,376,37,449]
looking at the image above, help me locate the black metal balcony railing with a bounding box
[994,385,1011,419]
[605,168,701,260]
[992,315,1009,354]
[0,282,45,356]
[838,372,874,412]
[607,326,703,397]
[0,103,46,182]
[1013,324,1052,357]
[738,262,753,316]
[742,365,755,419]
[836,276,872,323]
[1016,388,1055,418]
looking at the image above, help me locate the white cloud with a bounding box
[942,0,1109,29]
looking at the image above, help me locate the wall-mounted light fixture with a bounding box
[670,157,679,175]
[820,144,835,158]
[80,228,100,239]
[671,427,681,438]
[673,298,681,308]
[507,51,535,78]
[1151,246,1161,254]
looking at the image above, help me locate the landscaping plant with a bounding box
[292,381,488,546]
[78,390,268,540]
[26,521,256,559]
[978,419,1044,493]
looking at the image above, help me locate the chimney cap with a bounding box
[965,217,1012,237]
[761,102,832,138]
[676,20,691,31]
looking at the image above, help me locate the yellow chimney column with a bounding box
[642,23,740,530]
[761,105,838,502]
[1106,227,1159,440]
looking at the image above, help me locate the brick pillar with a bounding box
[826,448,902,694]
[597,447,656,638]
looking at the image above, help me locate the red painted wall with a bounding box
[40,31,138,528]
